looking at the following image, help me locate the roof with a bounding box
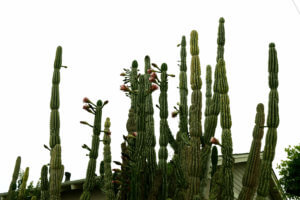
[0,152,286,199]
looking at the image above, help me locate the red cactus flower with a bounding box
[150,84,159,92]
[120,85,129,91]
[147,69,153,74]
[83,97,90,103]
[171,111,179,118]
[210,137,220,145]
[149,76,156,83]
[150,72,157,79]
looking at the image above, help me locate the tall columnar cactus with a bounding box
[41,165,49,200]
[7,156,21,200]
[18,167,29,200]
[50,144,64,200]
[103,117,115,200]
[80,100,105,200]
[256,43,279,200]
[238,104,265,200]
[216,58,234,200]
[49,46,65,200]
[144,55,157,192]
[216,17,225,62]
[158,63,170,200]
[186,30,203,200]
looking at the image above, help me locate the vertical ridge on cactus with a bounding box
[186,30,203,200]
[49,46,65,200]
[238,103,265,200]
[256,43,279,200]
[7,156,21,200]
[80,100,104,200]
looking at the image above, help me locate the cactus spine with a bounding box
[49,46,65,200]
[186,30,203,200]
[256,43,279,200]
[7,156,21,200]
[18,167,29,200]
[103,117,115,200]
[158,63,170,200]
[80,100,104,200]
[238,104,265,200]
[41,165,49,200]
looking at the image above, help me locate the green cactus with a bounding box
[210,146,218,191]
[49,46,65,200]
[41,165,49,200]
[215,58,234,200]
[103,118,115,200]
[80,100,105,200]
[216,17,225,62]
[186,30,203,200]
[7,156,21,200]
[18,167,29,200]
[144,56,157,191]
[256,43,279,200]
[158,63,170,200]
[31,196,37,200]
[238,104,265,200]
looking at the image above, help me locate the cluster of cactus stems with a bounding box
[5,17,281,200]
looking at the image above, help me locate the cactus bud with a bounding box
[132,132,137,137]
[149,76,156,83]
[120,72,126,76]
[147,69,153,74]
[150,72,157,79]
[103,100,109,106]
[171,111,179,118]
[120,85,130,91]
[83,97,91,103]
[210,137,220,145]
[150,84,159,92]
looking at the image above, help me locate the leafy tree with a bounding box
[277,144,300,200]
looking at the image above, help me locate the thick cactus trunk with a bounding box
[186,30,203,200]
[50,145,64,200]
[80,100,104,200]
[256,43,279,200]
[238,104,265,200]
[7,156,21,200]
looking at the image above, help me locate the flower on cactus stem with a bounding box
[83,97,91,103]
[150,72,157,79]
[149,76,156,83]
[147,69,153,74]
[120,85,130,91]
[150,84,159,92]
[171,111,179,118]
[210,137,220,145]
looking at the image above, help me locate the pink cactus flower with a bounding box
[147,69,153,74]
[150,72,157,79]
[83,97,90,103]
[120,85,129,91]
[150,84,159,92]
[149,76,156,82]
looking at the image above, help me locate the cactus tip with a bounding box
[219,17,225,23]
[269,43,275,48]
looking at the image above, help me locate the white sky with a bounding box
[1,0,300,193]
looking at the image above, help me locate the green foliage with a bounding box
[277,144,300,199]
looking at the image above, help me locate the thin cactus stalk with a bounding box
[238,104,265,200]
[80,100,105,200]
[18,167,29,200]
[7,156,21,200]
[49,46,65,200]
[256,43,279,200]
[41,165,49,200]
[103,118,115,200]
[186,30,203,200]
[144,55,157,191]
[216,58,234,200]
[216,17,225,62]
[158,63,170,200]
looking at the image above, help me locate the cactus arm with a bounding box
[238,104,265,200]
[41,165,49,200]
[256,43,279,200]
[18,167,30,200]
[103,118,115,200]
[7,156,21,200]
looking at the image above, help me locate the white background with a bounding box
[1,0,300,193]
